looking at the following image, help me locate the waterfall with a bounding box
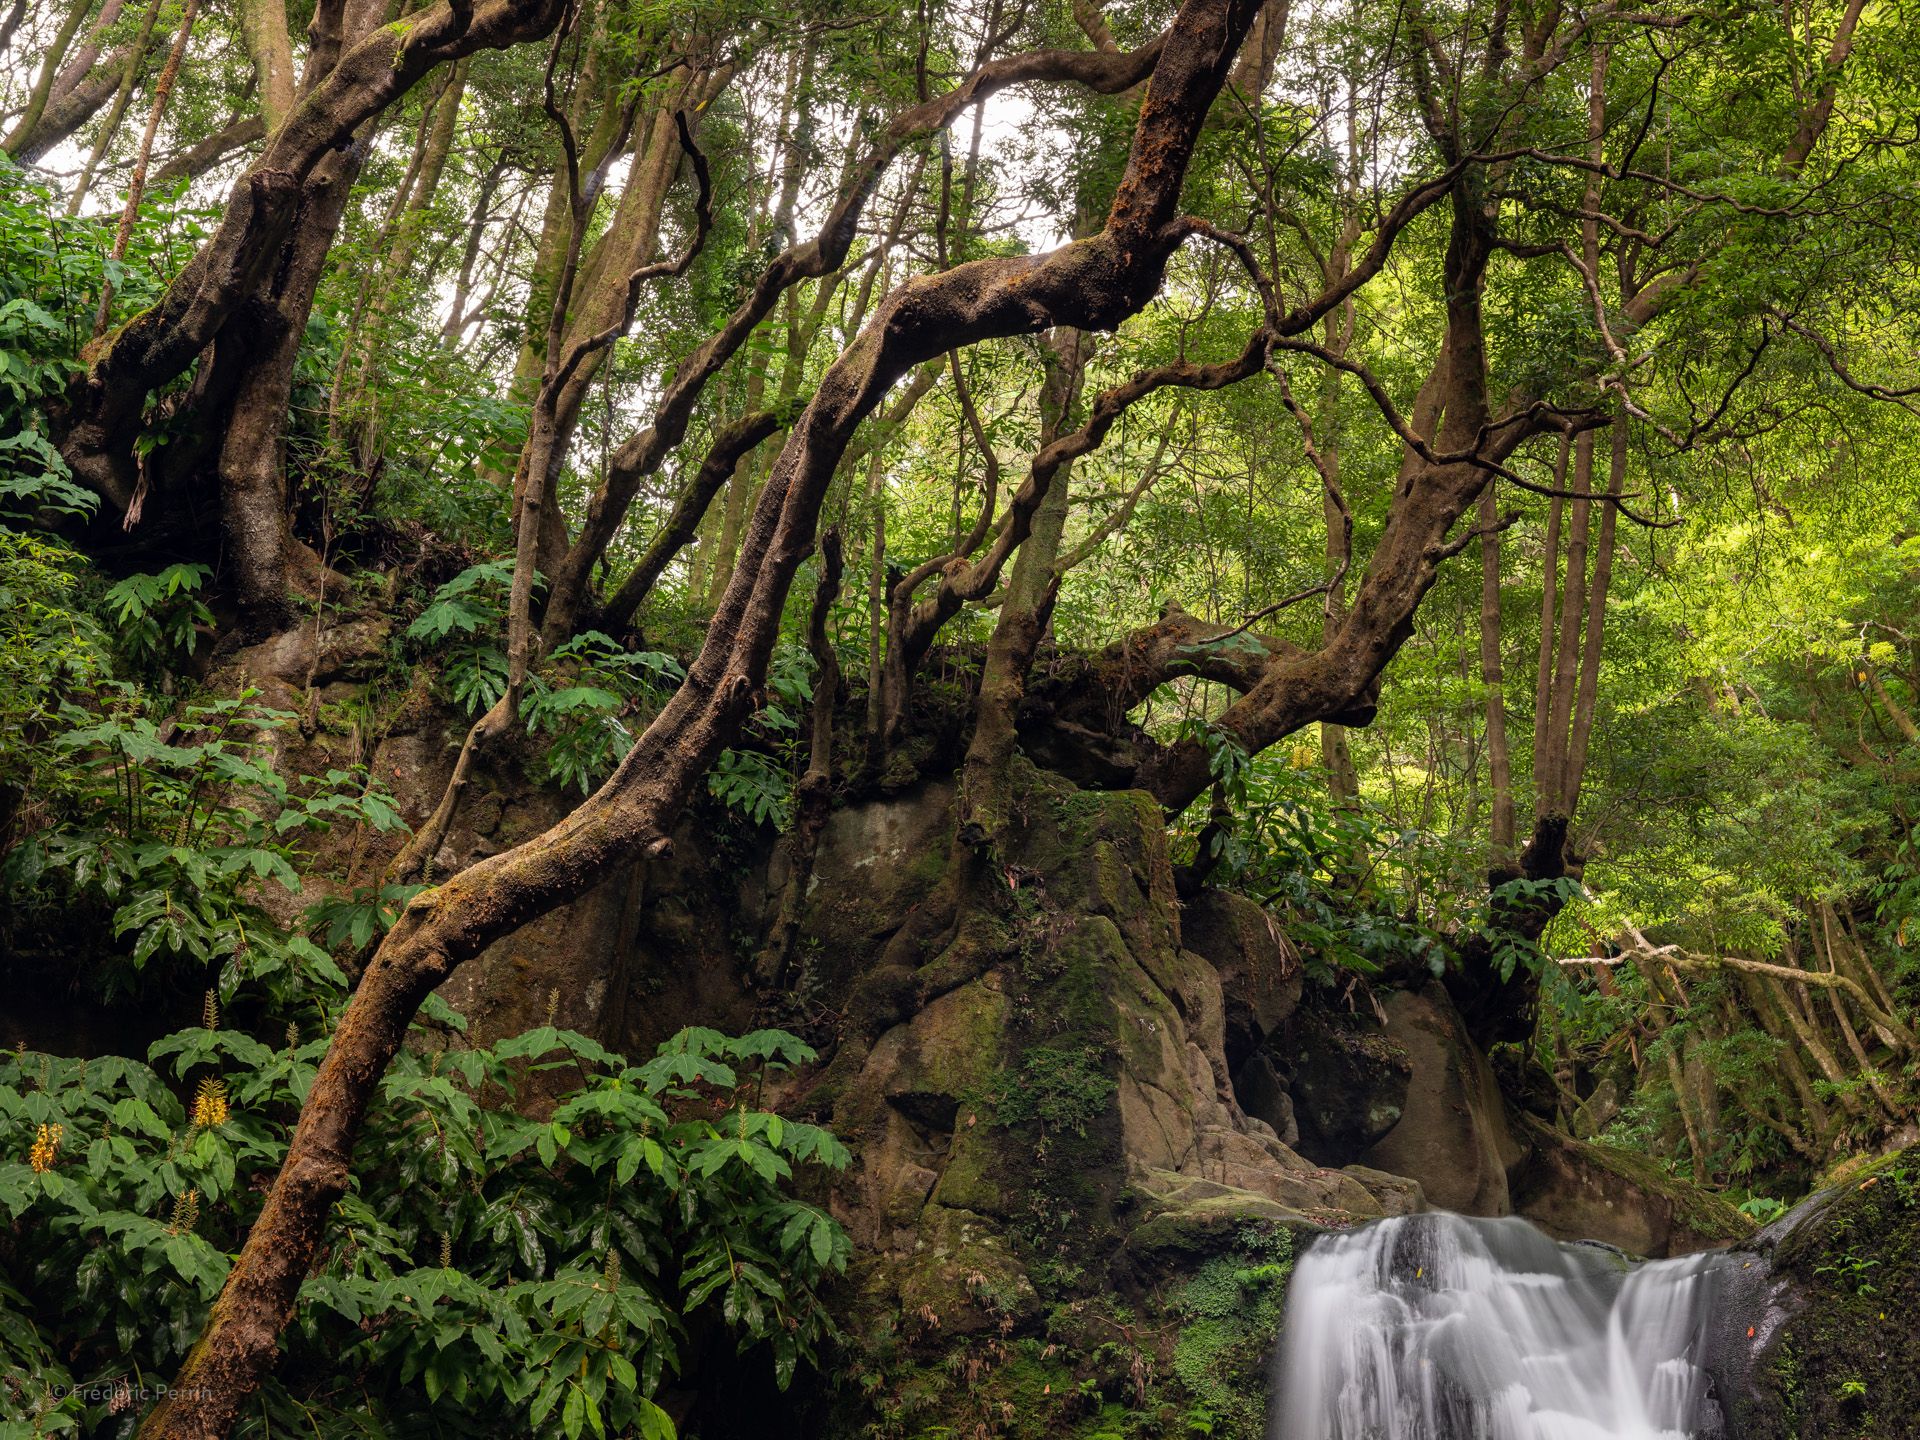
[1270,1213,1733,1440]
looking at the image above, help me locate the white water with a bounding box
[1270,1213,1731,1440]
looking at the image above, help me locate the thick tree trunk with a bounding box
[1131,177,1501,814]
[216,147,363,630]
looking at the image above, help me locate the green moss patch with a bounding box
[1743,1149,1920,1439]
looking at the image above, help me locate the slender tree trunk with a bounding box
[440,149,508,340]
[1479,482,1515,858]
[706,47,813,603]
[1662,1041,1708,1182]
[92,0,200,337]
[956,329,1084,846]
[862,448,889,767]
[1530,436,1571,813]
[1774,955,1867,1119]
[0,0,92,156]
[1542,429,1593,806]
[494,4,627,411]
[331,58,470,453]
[755,531,844,983]
[64,0,166,216]
[51,0,126,98]
[1318,456,1359,799]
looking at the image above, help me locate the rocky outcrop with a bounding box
[1730,1147,1920,1440]
[1509,1114,1752,1257]
[177,616,1785,1440]
[1181,888,1302,1070]
[815,763,1419,1345]
[1279,998,1414,1164]
[1268,975,1747,1257]
[1362,982,1524,1215]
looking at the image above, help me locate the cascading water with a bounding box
[1270,1213,1734,1440]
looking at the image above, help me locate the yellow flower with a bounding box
[27,1122,62,1173]
[192,1077,229,1129]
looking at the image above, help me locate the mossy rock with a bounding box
[1510,1112,1754,1258]
[1739,1148,1920,1439]
[893,1205,1042,1336]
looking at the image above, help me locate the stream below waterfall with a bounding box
[1269,1213,1737,1440]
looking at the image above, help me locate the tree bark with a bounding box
[153,115,267,186]
[955,329,1084,847]
[237,0,297,132]
[1561,415,1625,813]
[1130,167,1502,813]
[215,146,361,631]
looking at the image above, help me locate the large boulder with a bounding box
[1182,887,1303,1069]
[1508,1113,1752,1257]
[1361,982,1525,1215]
[814,763,1420,1432]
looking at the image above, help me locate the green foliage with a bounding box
[0,156,212,530]
[1184,741,1448,982]
[405,572,685,793]
[526,632,684,794]
[701,641,817,828]
[3,693,405,995]
[0,529,111,802]
[407,561,516,715]
[101,564,215,670]
[706,747,793,827]
[0,1015,849,1438]
[1166,1224,1295,1436]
